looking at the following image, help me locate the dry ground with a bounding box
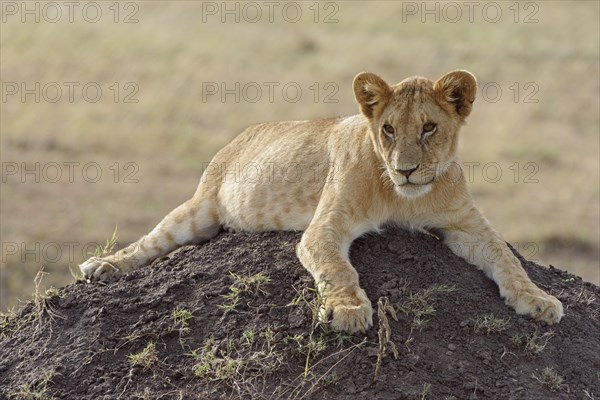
[1,229,599,399]
[1,1,599,310]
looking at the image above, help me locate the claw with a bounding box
[510,286,564,325]
[80,257,121,282]
[320,286,373,334]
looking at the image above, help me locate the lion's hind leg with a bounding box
[80,193,220,282]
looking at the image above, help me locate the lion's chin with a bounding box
[394,183,433,199]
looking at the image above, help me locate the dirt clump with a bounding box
[1,228,599,399]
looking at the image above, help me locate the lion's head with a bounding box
[353,70,477,199]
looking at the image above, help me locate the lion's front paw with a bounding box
[509,286,564,325]
[80,257,122,282]
[320,285,373,334]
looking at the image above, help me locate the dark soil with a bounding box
[1,228,599,400]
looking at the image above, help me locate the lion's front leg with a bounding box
[443,207,563,324]
[296,215,373,334]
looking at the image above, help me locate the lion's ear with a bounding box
[434,70,477,118]
[353,72,392,119]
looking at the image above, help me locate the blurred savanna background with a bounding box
[1,1,598,311]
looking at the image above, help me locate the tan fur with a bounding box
[80,70,563,333]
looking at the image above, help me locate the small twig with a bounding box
[374,296,399,381]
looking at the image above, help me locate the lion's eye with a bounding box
[382,124,395,138]
[421,122,437,137]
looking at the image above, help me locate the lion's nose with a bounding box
[396,165,419,178]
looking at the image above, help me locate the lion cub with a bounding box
[81,70,563,333]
